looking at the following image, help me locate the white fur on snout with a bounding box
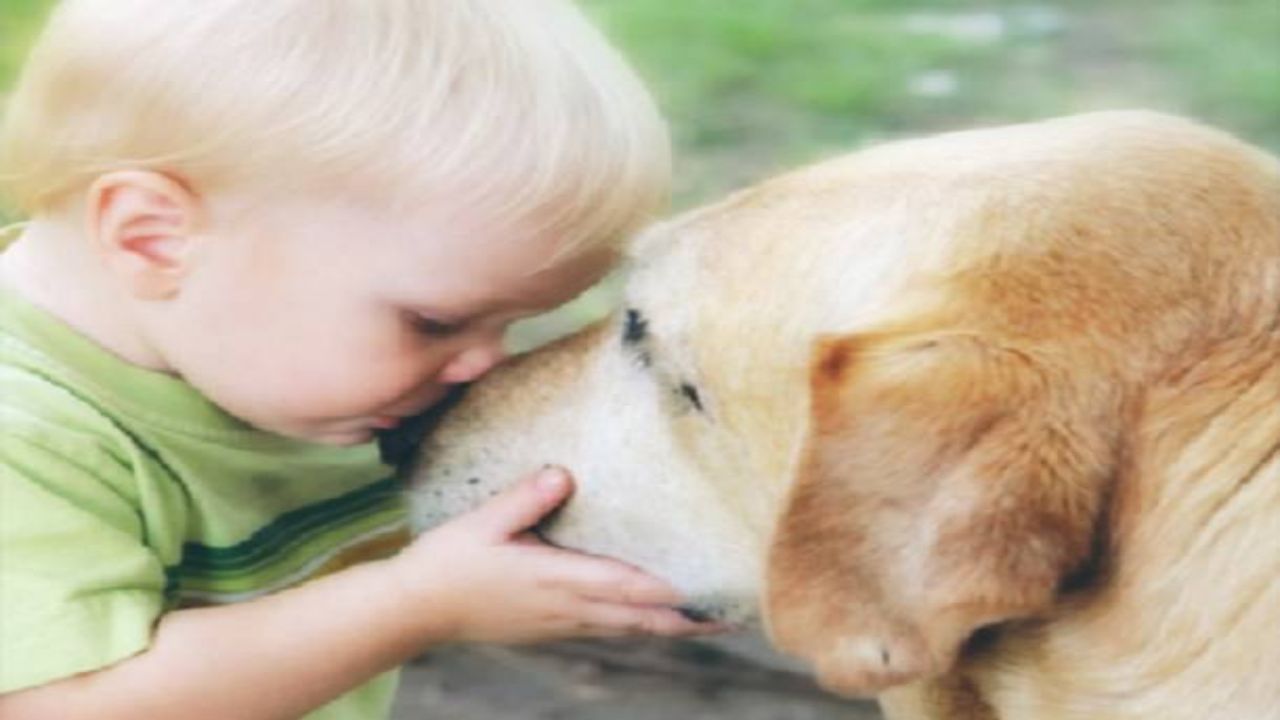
[407,324,763,622]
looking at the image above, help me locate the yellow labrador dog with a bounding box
[403,111,1280,720]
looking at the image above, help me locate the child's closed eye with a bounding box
[407,312,467,338]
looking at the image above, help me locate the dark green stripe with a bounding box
[182,494,404,581]
[181,474,401,569]
[176,505,407,595]
[182,488,393,575]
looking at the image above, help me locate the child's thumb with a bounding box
[472,467,573,538]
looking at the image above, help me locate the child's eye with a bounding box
[409,313,465,337]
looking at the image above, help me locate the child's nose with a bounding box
[438,343,507,384]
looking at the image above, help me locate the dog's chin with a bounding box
[531,519,759,629]
[676,594,759,627]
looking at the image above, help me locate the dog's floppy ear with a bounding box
[764,327,1121,696]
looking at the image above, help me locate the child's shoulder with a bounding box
[0,316,134,437]
[1,352,143,490]
[1,282,200,460]
[0,302,157,509]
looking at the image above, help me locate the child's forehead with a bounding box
[375,212,618,303]
[395,202,617,267]
[248,193,619,300]
[481,243,619,307]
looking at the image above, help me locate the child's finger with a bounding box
[579,603,727,638]
[547,558,684,606]
[464,467,573,539]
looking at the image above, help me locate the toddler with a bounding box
[0,1,716,718]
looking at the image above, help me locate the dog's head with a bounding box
[405,111,1280,697]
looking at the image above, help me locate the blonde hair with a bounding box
[0,0,670,253]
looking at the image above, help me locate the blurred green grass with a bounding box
[0,0,51,231]
[2,0,1277,344]
[4,0,1277,216]
[580,0,1280,206]
[0,0,47,78]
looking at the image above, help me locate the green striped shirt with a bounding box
[0,280,410,718]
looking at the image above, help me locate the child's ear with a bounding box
[763,328,1122,696]
[87,170,203,300]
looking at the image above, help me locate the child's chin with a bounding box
[265,421,375,447]
[311,429,376,447]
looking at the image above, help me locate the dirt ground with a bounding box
[392,640,882,720]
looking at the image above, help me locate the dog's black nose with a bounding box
[676,602,729,624]
[676,605,714,623]
[377,385,470,467]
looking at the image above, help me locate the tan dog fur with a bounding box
[408,111,1280,719]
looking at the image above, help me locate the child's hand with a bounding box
[389,467,723,646]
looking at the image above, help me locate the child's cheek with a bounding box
[354,355,442,413]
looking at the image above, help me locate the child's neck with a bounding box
[1,219,170,371]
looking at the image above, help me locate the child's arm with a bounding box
[0,468,714,720]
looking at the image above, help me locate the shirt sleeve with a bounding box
[0,430,167,694]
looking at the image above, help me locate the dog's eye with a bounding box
[622,308,648,345]
[679,382,704,412]
[621,308,653,367]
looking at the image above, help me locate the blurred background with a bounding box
[2,1,1277,718]
[3,0,1279,343]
